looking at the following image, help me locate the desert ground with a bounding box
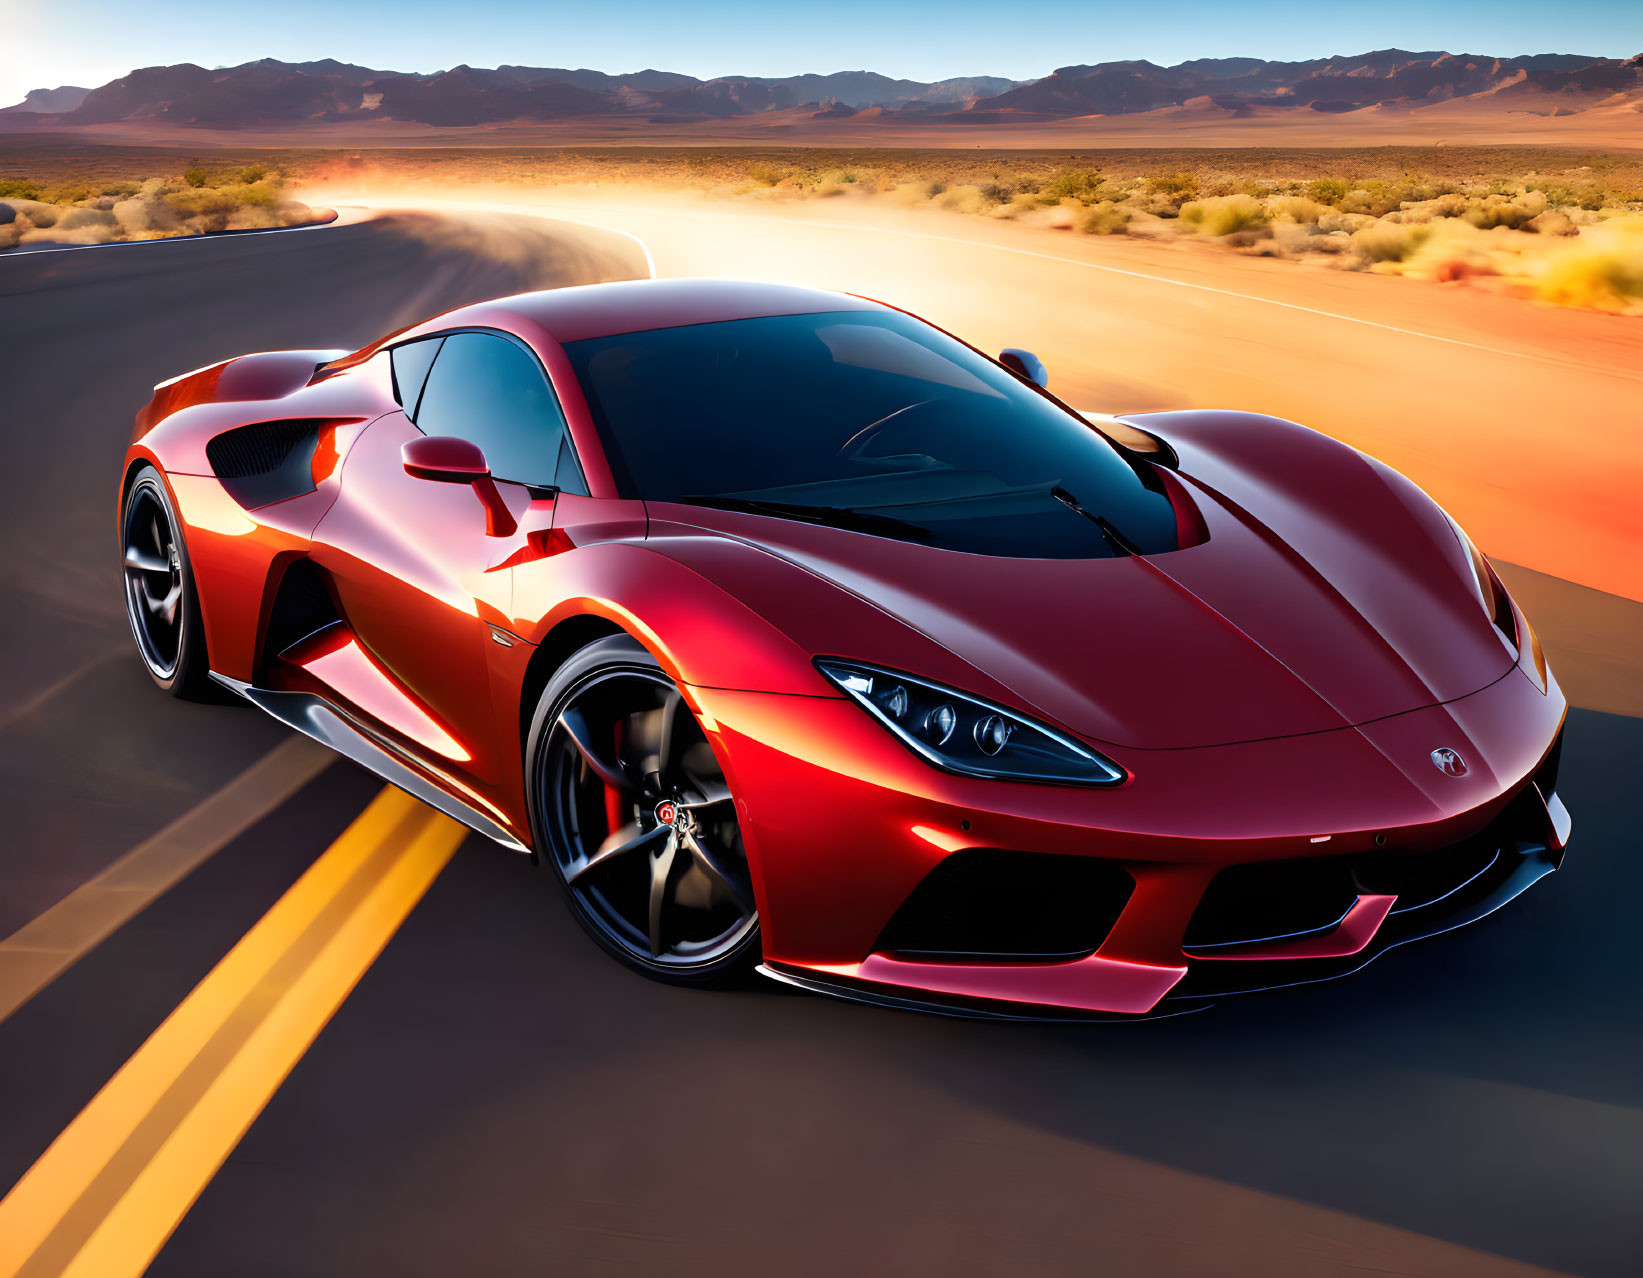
[2,94,1640,149]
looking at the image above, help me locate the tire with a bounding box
[526,634,761,986]
[120,465,212,699]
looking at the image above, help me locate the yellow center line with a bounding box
[0,784,469,1278]
[0,736,336,1025]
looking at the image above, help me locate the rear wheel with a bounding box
[526,635,760,985]
[121,465,211,699]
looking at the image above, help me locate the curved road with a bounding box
[0,211,1638,1278]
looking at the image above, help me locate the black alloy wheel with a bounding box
[121,466,209,697]
[528,636,760,983]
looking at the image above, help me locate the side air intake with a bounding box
[204,419,325,509]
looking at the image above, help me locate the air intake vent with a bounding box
[877,849,1133,963]
[205,419,325,508]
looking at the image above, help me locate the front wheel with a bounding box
[121,465,211,699]
[526,635,761,985]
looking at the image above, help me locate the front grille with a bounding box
[877,849,1133,963]
[1183,858,1360,950]
[1184,828,1506,951]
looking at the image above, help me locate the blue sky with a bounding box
[7,0,1642,106]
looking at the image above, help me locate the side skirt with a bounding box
[210,672,531,855]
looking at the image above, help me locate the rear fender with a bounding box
[135,348,351,440]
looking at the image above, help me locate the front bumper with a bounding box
[694,660,1568,1019]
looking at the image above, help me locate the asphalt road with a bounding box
[0,212,1639,1278]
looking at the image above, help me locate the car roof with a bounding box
[420,278,886,346]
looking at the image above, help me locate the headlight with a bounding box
[815,659,1126,786]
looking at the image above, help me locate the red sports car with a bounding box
[120,279,1570,1018]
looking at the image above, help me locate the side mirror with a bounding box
[402,435,516,536]
[999,348,1048,389]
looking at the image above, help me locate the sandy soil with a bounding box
[4,96,1641,150]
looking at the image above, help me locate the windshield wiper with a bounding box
[676,495,933,543]
[1051,486,1141,557]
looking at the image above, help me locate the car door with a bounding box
[308,329,570,800]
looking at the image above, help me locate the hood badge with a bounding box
[1430,747,1468,778]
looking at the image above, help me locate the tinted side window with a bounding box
[415,333,566,486]
[554,437,589,496]
[390,338,443,420]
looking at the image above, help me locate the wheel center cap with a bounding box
[654,799,679,827]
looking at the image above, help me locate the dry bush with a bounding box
[1077,201,1131,235]
[1146,171,1201,206]
[1307,178,1350,205]
[1266,195,1324,223]
[1180,194,1266,236]
[933,184,992,214]
[1463,192,1546,230]
[1043,168,1105,203]
[1351,220,1433,264]
[1532,215,1643,312]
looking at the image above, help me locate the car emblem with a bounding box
[1430,747,1468,777]
[655,800,679,826]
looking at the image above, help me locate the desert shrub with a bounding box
[1307,178,1349,204]
[988,192,1043,219]
[1532,182,1606,211]
[183,166,209,188]
[163,187,242,218]
[234,164,270,184]
[1180,194,1265,236]
[888,180,942,205]
[1527,209,1578,236]
[0,178,42,200]
[1463,193,1543,230]
[1339,181,1408,217]
[1396,194,1468,224]
[1266,195,1324,223]
[1076,201,1131,235]
[1533,216,1643,311]
[934,184,991,214]
[230,181,280,210]
[1044,168,1104,202]
[41,184,91,205]
[1147,171,1200,202]
[1393,175,1454,203]
[1318,209,1377,234]
[56,206,117,230]
[1351,220,1433,263]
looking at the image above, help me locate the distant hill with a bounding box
[965,49,1640,119]
[0,85,90,114]
[0,58,1022,128]
[2,51,1638,133]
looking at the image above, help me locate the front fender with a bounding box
[510,540,840,697]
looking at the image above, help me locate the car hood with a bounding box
[645,446,1515,751]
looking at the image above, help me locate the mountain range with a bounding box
[2,50,1639,131]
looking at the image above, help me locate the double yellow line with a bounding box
[0,785,468,1278]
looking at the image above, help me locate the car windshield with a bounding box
[563,310,1180,558]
